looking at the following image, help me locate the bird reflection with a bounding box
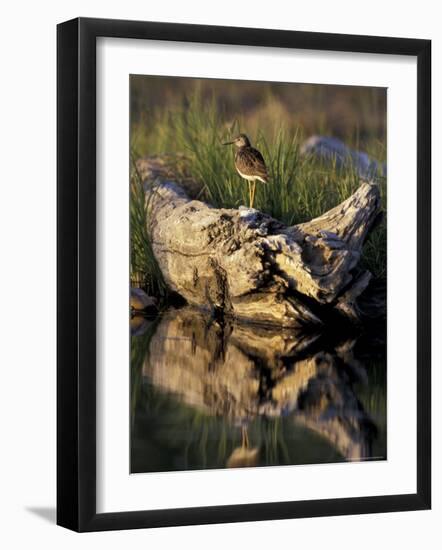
[226,426,260,468]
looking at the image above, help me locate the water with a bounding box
[130,307,386,473]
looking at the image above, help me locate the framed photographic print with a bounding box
[57,17,431,532]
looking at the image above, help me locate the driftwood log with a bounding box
[141,161,381,328]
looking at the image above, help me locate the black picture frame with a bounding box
[57,17,431,532]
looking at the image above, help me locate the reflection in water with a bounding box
[226,426,260,468]
[131,307,386,473]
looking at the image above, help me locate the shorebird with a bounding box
[223,134,269,209]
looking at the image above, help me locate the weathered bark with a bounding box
[143,168,381,327]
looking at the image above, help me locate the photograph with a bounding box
[129,75,387,474]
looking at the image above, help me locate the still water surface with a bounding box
[131,307,386,473]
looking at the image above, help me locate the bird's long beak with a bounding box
[222,141,234,145]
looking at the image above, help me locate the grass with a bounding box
[130,91,387,295]
[130,157,168,298]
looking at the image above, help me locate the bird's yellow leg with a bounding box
[248,181,252,208]
[241,425,249,449]
[251,181,256,209]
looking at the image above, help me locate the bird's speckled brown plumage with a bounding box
[235,146,269,183]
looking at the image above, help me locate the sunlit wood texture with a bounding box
[143,168,381,327]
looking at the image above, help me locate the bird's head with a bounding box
[223,133,251,148]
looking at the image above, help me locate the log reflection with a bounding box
[141,307,379,463]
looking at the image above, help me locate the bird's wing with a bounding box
[236,148,269,181]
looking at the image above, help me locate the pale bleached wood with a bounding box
[141,162,381,327]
